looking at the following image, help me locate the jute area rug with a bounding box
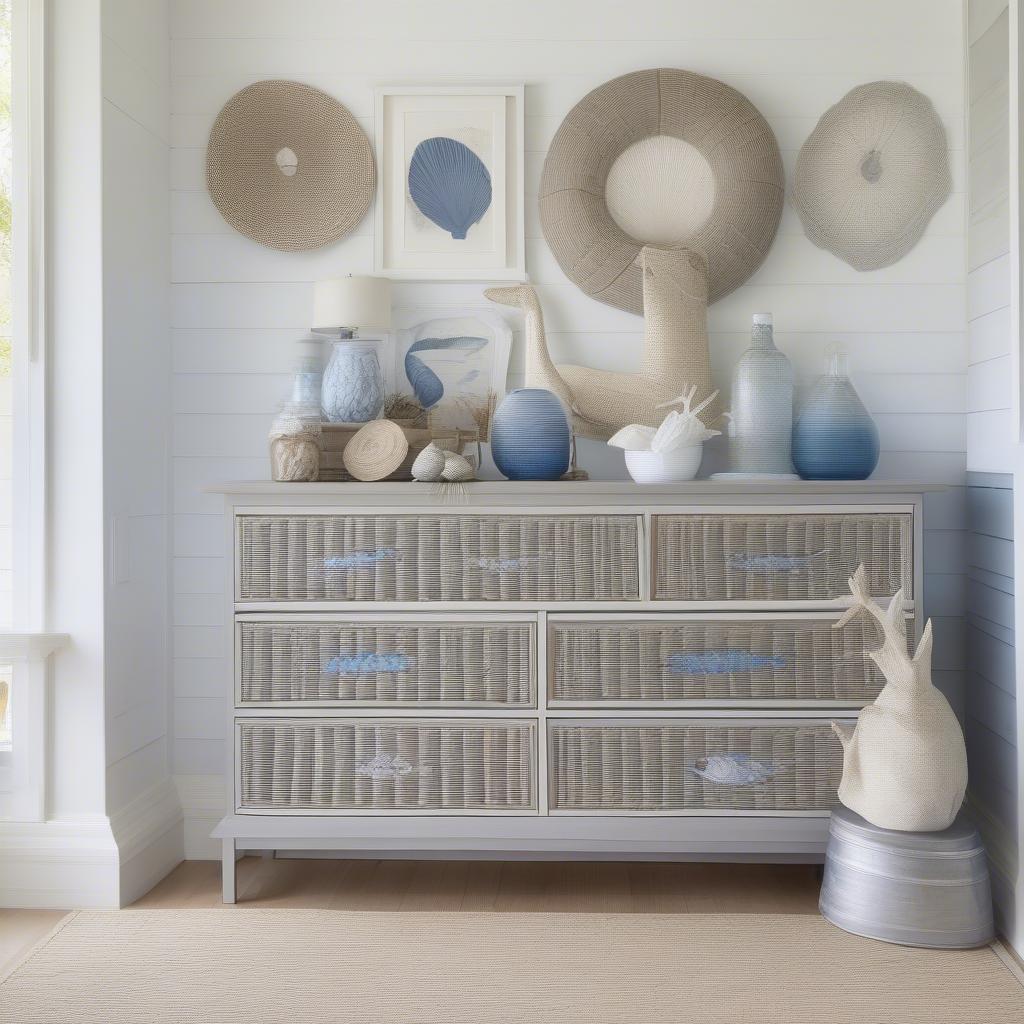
[1,909,1022,1023]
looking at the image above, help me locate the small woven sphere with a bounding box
[411,442,446,482]
[342,420,409,482]
[794,81,951,271]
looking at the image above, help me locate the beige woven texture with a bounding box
[539,68,784,315]
[653,512,913,602]
[794,81,951,271]
[486,247,717,438]
[236,513,641,602]
[549,615,909,704]
[4,910,1023,1024]
[207,80,375,251]
[239,719,534,811]
[239,620,534,706]
[341,420,409,482]
[550,722,842,811]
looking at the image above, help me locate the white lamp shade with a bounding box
[312,276,392,331]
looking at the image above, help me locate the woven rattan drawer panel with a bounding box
[238,719,536,812]
[653,512,913,602]
[548,720,843,812]
[238,619,535,707]
[549,615,912,705]
[237,514,640,602]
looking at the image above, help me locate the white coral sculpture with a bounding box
[607,385,720,453]
[831,565,967,831]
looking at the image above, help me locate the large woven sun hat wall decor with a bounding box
[207,80,375,251]
[341,420,409,482]
[539,68,784,316]
[793,81,951,271]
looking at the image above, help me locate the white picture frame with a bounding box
[374,84,525,281]
[390,306,513,440]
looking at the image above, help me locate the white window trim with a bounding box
[11,0,47,632]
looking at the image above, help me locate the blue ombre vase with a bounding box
[792,349,879,480]
[490,388,570,481]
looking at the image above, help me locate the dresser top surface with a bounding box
[209,480,942,501]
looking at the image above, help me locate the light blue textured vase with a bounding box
[490,388,570,481]
[321,340,384,423]
[792,350,879,480]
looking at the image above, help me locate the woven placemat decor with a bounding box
[341,420,409,482]
[539,68,784,315]
[794,81,951,271]
[207,80,375,251]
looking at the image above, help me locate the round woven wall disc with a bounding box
[539,68,784,315]
[342,420,409,482]
[794,81,951,272]
[207,80,375,251]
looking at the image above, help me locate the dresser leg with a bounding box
[222,839,237,904]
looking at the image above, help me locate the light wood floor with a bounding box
[0,858,821,977]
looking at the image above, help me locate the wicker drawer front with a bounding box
[237,514,640,603]
[549,615,909,705]
[653,512,913,602]
[238,719,535,812]
[238,619,535,707]
[549,720,843,812]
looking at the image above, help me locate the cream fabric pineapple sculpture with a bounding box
[831,565,967,831]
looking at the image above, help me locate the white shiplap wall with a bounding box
[967,0,1014,469]
[169,0,968,850]
[102,0,174,822]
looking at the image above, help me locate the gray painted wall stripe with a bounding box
[966,471,1014,490]
[967,486,1014,541]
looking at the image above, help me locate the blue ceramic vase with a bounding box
[321,340,384,423]
[490,388,570,481]
[792,350,879,480]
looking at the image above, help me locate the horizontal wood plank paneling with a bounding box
[169,0,968,786]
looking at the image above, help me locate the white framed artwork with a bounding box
[391,307,512,440]
[374,85,525,280]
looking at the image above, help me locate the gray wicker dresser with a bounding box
[211,480,932,902]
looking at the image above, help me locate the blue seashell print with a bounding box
[323,548,399,570]
[476,556,535,573]
[665,650,788,676]
[323,652,413,674]
[688,753,776,786]
[727,550,827,574]
[404,335,487,409]
[408,136,492,240]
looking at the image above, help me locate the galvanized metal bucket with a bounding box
[820,805,994,949]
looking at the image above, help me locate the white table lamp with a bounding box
[312,275,391,338]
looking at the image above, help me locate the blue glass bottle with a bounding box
[792,348,879,480]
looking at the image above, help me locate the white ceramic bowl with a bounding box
[624,443,703,484]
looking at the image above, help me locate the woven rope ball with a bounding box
[794,81,951,272]
[207,80,375,251]
[342,420,409,482]
[539,68,784,315]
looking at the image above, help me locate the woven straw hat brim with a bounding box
[793,81,951,272]
[342,421,410,482]
[539,68,784,315]
[207,80,375,252]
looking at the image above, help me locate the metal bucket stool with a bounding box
[820,805,994,949]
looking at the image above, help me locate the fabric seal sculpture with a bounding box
[830,565,967,832]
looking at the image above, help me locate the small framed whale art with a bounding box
[374,84,525,280]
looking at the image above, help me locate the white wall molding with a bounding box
[0,818,118,908]
[968,793,1020,947]
[109,776,184,904]
[175,773,223,860]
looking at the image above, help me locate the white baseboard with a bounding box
[175,774,225,861]
[109,777,185,905]
[0,818,119,908]
[967,794,1021,956]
